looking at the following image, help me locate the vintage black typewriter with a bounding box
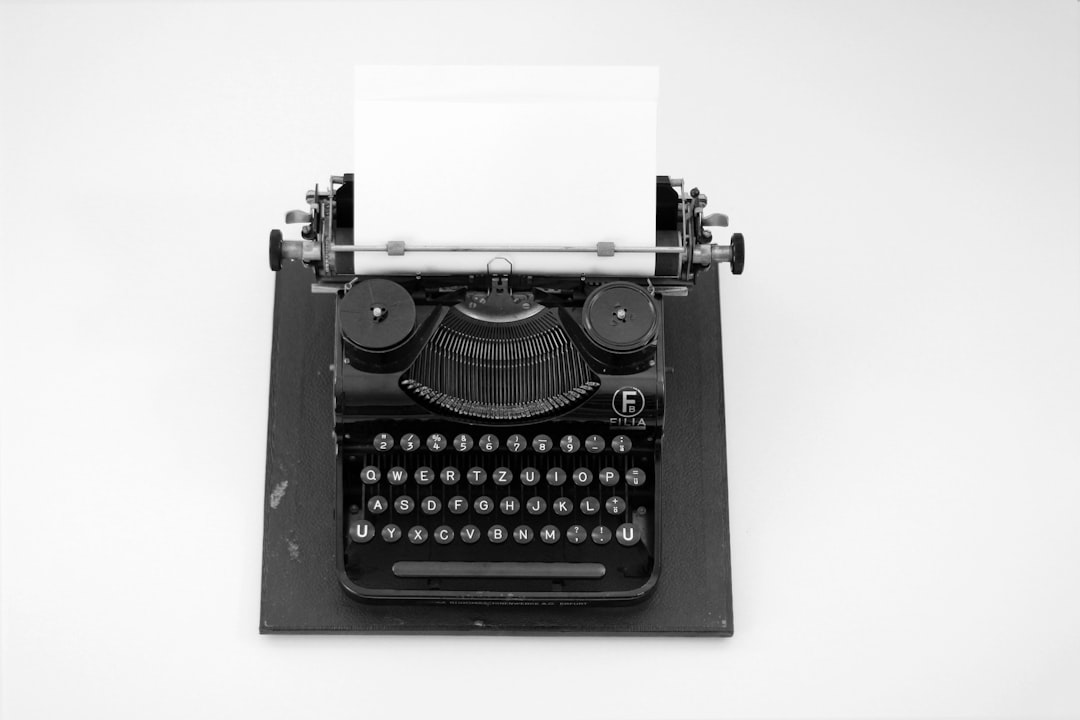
[268,174,743,604]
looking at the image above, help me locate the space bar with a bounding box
[391,561,606,579]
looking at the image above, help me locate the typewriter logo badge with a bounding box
[613,387,645,418]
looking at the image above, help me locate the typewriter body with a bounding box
[268,174,743,604]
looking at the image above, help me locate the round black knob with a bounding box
[269,229,283,271]
[730,232,745,275]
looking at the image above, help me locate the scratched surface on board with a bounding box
[260,261,733,634]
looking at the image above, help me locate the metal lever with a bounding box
[285,210,313,224]
[702,213,729,227]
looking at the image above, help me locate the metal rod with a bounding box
[329,244,685,255]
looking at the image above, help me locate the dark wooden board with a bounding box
[260,261,734,634]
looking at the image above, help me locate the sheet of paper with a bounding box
[352,66,658,276]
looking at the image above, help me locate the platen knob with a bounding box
[729,232,745,275]
[269,229,283,271]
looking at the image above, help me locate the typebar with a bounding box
[391,561,606,579]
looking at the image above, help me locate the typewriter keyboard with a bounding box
[340,422,657,598]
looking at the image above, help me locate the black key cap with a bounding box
[546,467,567,486]
[566,525,587,544]
[532,434,553,453]
[414,466,434,485]
[500,497,520,514]
[373,433,394,451]
[580,496,600,515]
[394,496,415,513]
[440,466,460,485]
[624,468,646,487]
[474,496,494,514]
[426,433,447,452]
[519,467,540,486]
[433,525,454,545]
[460,524,481,543]
[552,497,573,516]
[584,435,605,453]
[560,434,580,453]
[598,467,619,487]
[400,433,421,452]
[447,495,468,514]
[349,520,375,543]
[591,525,612,544]
[539,525,560,544]
[360,465,380,484]
[408,526,428,544]
[616,523,639,546]
[513,525,534,544]
[572,468,593,486]
[392,561,606,579]
[488,525,508,544]
[467,467,487,485]
[367,495,388,514]
[506,434,527,453]
[492,467,513,486]
[479,433,499,452]
[381,524,402,543]
[611,435,632,454]
[605,497,627,515]
[525,497,546,514]
[386,466,407,485]
[420,496,441,515]
[453,433,473,452]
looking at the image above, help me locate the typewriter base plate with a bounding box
[260,261,734,635]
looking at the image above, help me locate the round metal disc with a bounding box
[340,279,416,351]
[583,282,658,352]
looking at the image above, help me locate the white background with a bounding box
[1,2,1078,719]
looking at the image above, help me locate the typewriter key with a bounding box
[349,520,375,543]
[605,497,627,515]
[583,282,658,352]
[546,467,567,486]
[340,279,416,351]
[552,498,573,516]
[566,525,587,544]
[591,526,612,545]
[616,523,639,546]
[540,525,560,544]
[381,524,402,543]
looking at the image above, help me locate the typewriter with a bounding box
[268,174,743,604]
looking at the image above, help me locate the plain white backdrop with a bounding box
[1,2,1078,719]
